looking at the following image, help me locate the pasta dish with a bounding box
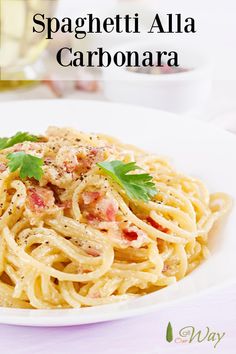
[0,127,231,309]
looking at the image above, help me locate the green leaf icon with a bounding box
[166,322,173,343]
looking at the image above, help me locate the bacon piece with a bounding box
[81,191,118,223]
[77,148,104,171]
[60,200,72,210]
[147,216,170,234]
[64,155,79,173]
[27,187,55,213]
[106,203,117,221]
[56,146,79,174]
[56,147,105,175]
[86,213,98,223]
[95,197,118,222]
[123,229,139,241]
[123,226,147,243]
[64,161,78,173]
[82,191,101,205]
[0,163,7,172]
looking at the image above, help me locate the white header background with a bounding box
[57,0,235,80]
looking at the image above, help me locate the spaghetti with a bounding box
[0,127,231,309]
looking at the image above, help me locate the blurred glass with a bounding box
[0,0,58,91]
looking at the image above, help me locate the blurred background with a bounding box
[0,0,236,132]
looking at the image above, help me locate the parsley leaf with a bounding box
[97,160,157,202]
[0,132,38,151]
[7,152,43,181]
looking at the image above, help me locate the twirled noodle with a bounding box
[0,126,232,309]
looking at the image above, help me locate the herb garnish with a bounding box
[7,152,43,181]
[0,132,38,151]
[97,160,157,202]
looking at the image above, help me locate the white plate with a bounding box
[0,99,235,327]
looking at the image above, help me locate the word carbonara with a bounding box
[0,127,231,309]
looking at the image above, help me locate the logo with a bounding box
[166,322,173,343]
[165,322,225,349]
